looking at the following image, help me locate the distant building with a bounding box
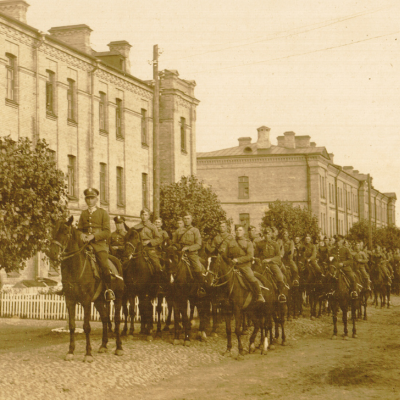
[197,126,396,235]
[0,0,199,286]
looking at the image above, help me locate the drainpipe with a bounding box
[89,61,100,187]
[334,169,340,235]
[305,155,311,210]
[34,32,46,145]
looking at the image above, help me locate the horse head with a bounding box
[124,228,141,260]
[48,216,74,263]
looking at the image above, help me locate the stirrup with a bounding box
[350,291,358,299]
[278,293,287,303]
[293,279,299,287]
[104,289,116,301]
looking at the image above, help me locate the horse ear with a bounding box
[66,216,74,226]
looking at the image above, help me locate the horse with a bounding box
[49,217,125,361]
[123,228,167,340]
[370,262,391,308]
[353,271,370,320]
[325,263,358,340]
[211,254,274,358]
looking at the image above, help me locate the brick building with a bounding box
[197,126,396,236]
[0,0,199,286]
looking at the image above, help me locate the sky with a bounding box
[28,0,400,220]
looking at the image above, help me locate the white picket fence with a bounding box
[0,292,189,322]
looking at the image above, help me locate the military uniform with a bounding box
[220,236,264,302]
[304,242,323,277]
[353,250,371,288]
[206,232,233,256]
[109,229,126,261]
[172,224,203,273]
[318,244,330,266]
[281,238,299,280]
[330,244,358,294]
[258,239,285,287]
[77,206,111,280]
[133,220,163,272]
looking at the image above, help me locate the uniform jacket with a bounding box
[77,207,110,253]
[109,230,126,257]
[172,225,202,253]
[330,245,353,267]
[206,232,233,255]
[354,250,368,265]
[220,237,253,267]
[259,240,281,264]
[133,221,162,248]
[281,238,295,261]
[304,243,317,261]
[318,245,329,264]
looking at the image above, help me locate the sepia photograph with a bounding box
[0,0,399,398]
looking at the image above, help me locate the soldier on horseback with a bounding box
[280,229,299,284]
[133,209,163,277]
[255,227,287,302]
[154,217,170,262]
[330,234,358,299]
[171,212,206,297]
[372,245,393,285]
[220,225,265,304]
[304,234,324,279]
[77,188,115,301]
[206,220,233,256]
[353,242,371,291]
[109,215,127,262]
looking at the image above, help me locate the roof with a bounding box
[197,143,330,159]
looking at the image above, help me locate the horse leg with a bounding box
[342,304,348,340]
[145,296,153,341]
[234,306,244,359]
[121,294,128,336]
[249,317,260,354]
[82,302,94,363]
[331,301,338,340]
[163,300,172,332]
[106,301,113,334]
[129,297,136,335]
[181,298,191,347]
[280,304,287,346]
[223,305,233,356]
[95,300,109,353]
[156,294,163,336]
[211,301,219,337]
[65,300,76,361]
[113,296,124,355]
[351,300,357,339]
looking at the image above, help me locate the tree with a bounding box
[0,136,67,272]
[347,220,375,244]
[261,200,320,241]
[160,176,229,241]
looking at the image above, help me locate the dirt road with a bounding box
[0,296,399,399]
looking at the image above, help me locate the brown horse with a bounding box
[49,217,125,361]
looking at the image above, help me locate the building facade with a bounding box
[197,126,396,236]
[0,0,199,286]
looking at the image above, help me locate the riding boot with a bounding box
[194,271,206,298]
[277,281,287,303]
[364,278,371,291]
[350,277,358,299]
[104,274,116,301]
[251,281,265,304]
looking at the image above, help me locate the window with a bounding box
[116,98,123,138]
[47,149,56,165]
[6,54,16,101]
[239,213,250,234]
[141,109,147,145]
[100,163,108,203]
[46,70,55,113]
[180,117,186,152]
[116,167,124,206]
[67,155,76,198]
[67,79,75,121]
[329,184,332,203]
[142,173,148,209]
[99,92,107,131]
[238,176,249,199]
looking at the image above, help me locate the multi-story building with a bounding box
[197,126,396,235]
[0,0,199,286]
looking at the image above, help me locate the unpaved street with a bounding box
[0,296,399,400]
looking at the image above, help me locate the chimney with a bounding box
[283,131,295,149]
[49,24,93,54]
[257,126,271,149]
[295,135,311,148]
[310,142,316,148]
[353,170,359,174]
[238,137,252,146]
[277,136,285,147]
[108,41,132,74]
[0,0,30,23]
[329,153,334,164]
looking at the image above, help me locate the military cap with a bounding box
[83,188,99,197]
[248,225,256,231]
[114,215,125,223]
[140,208,150,215]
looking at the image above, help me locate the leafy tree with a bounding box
[261,200,320,241]
[347,220,375,244]
[0,136,67,272]
[160,176,229,242]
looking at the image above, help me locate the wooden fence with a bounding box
[0,292,183,322]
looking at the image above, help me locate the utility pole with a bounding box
[368,174,372,249]
[152,44,160,218]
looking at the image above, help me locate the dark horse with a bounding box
[326,263,358,340]
[370,260,391,309]
[211,255,274,358]
[49,217,125,361]
[123,228,167,340]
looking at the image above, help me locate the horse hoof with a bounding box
[343,335,349,341]
[352,334,358,339]
[65,353,74,361]
[98,346,108,354]
[249,343,256,354]
[83,355,94,363]
[184,340,191,347]
[211,332,218,338]
[146,335,153,342]
[331,335,337,340]
[223,349,232,357]
[237,354,244,361]
[114,349,124,356]
[201,331,208,342]
[173,339,180,346]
